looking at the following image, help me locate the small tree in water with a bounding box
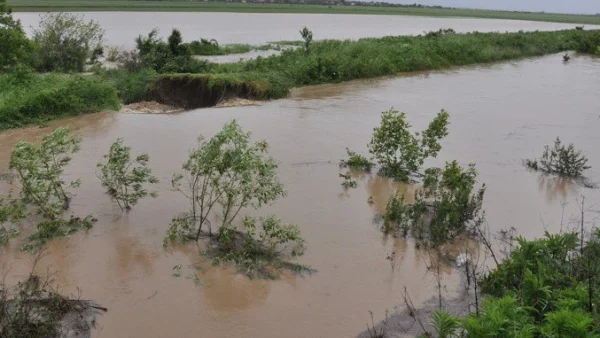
[165,120,306,278]
[383,161,485,247]
[9,127,95,250]
[300,26,313,56]
[97,138,159,211]
[368,108,450,182]
[165,120,286,243]
[524,137,590,178]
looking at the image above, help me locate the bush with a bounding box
[382,161,485,247]
[135,28,208,73]
[0,0,32,70]
[524,137,590,178]
[32,12,104,72]
[368,108,449,182]
[340,148,373,172]
[97,138,159,211]
[9,127,96,249]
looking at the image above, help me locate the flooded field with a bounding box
[15,12,598,47]
[1,53,600,337]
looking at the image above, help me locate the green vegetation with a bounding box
[383,161,485,247]
[8,127,96,250]
[8,0,600,25]
[32,12,104,72]
[187,39,252,56]
[524,137,591,178]
[135,28,208,73]
[0,0,32,70]
[368,108,449,182]
[299,26,313,56]
[431,231,600,337]
[165,120,305,278]
[0,68,120,131]
[340,148,373,172]
[97,138,159,211]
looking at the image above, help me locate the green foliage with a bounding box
[524,137,590,178]
[368,108,449,182]
[165,120,285,245]
[300,26,313,55]
[432,310,461,338]
[340,148,373,172]
[97,138,159,211]
[242,216,304,253]
[135,28,208,73]
[0,70,120,130]
[452,232,600,337]
[8,127,95,249]
[97,67,157,104]
[0,0,32,70]
[210,216,307,279]
[0,274,77,338]
[382,192,411,236]
[382,161,485,247]
[32,12,104,72]
[0,193,25,245]
[186,38,252,56]
[10,127,81,218]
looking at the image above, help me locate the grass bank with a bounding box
[137,29,599,106]
[0,69,120,131]
[9,0,600,25]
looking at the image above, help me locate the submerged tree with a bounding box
[382,161,485,247]
[0,193,25,245]
[165,120,286,243]
[97,138,159,211]
[524,137,590,178]
[165,121,307,278]
[368,108,450,182]
[9,127,95,249]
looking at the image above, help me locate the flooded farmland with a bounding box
[1,51,599,337]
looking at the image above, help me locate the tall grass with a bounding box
[204,29,600,99]
[0,69,120,131]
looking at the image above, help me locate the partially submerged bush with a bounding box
[0,263,106,337]
[165,120,306,278]
[209,216,307,278]
[97,138,159,211]
[524,137,590,178]
[382,161,485,247]
[0,193,25,245]
[340,148,373,172]
[32,12,104,72]
[9,127,96,249]
[368,108,450,182]
[165,120,285,243]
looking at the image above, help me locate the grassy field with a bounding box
[8,0,600,25]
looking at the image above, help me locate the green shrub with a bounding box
[0,0,32,70]
[340,148,373,172]
[32,12,104,72]
[99,68,157,104]
[524,137,590,178]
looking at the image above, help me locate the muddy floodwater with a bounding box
[15,12,599,47]
[1,53,600,337]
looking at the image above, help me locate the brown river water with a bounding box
[1,53,600,337]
